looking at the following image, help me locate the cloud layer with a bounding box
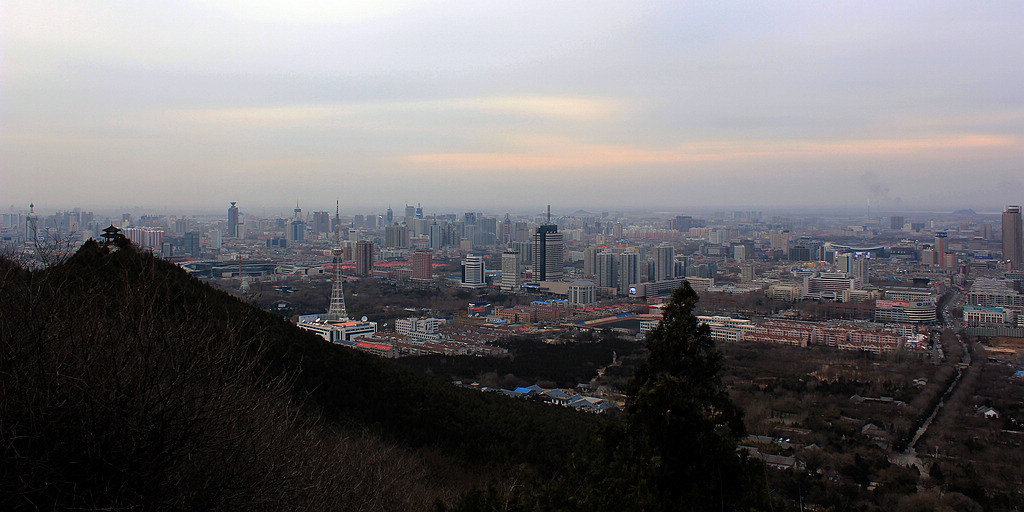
[2,1,1022,212]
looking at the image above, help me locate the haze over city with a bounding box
[3,1,1022,212]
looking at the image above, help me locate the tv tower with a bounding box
[325,201,348,321]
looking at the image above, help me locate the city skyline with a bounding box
[3,2,1022,211]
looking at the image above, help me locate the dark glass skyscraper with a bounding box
[1002,205,1023,270]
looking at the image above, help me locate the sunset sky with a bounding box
[3,1,1022,214]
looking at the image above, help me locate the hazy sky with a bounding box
[3,1,1022,214]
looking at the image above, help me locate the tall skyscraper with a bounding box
[582,246,599,277]
[501,249,522,292]
[1003,205,1023,270]
[412,250,433,281]
[461,254,485,288]
[429,222,445,250]
[184,231,202,257]
[355,240,374,277]
[933,232,948,267]
[654,244,674,281]
[405,204,416,222]
[227,202,239,238]
[890,215,905,230]
[618,250,640,294]
[385,223,409,248]
[596,251,617,288]
[385,206,393,226]
[532,211,563,282]
[312,211,330,235]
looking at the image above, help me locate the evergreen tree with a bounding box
[623,282,753,511]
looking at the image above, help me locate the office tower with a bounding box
[532,224,564,281]
[582,246,599,277]
[355,240,373,276]
[500,214,514,244]
[287,219,304,243]
[1003,206,1023,270]
[613,222,623,239]
[618,250,640,294]
[501,249,522,292]
[429,222,445,250]
[511,241,532,265]
[890,215,905,230]
[673,215,694,232]
[596,251,617,288]
[412,250,433,281]
[654,244,674,281]
[933,232,948,267]
[461,254,485,288]
[325,205,348,321]
[463,212,477,226]
[386,206,393,226]
[513,222,530,242]
[478,217,497,246]
[385,223,409,248]
[313,211,330,235]
[405,204,416,222]
[415,204,423,219]
[184,231,202,257]
[227,202,239,238]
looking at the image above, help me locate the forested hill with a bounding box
[0,241,601,510]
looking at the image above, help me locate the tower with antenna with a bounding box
[325,201,349,321]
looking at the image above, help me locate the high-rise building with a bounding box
[287,219,304,243]
[673,215,694,232]
[405,204,416,222]
[836,253,869,285]
[654,244,674,281]
[478,217,497,246]
[500,214,514,244]
[532,224,563,281]
[386,207,393,226]
[461,254,485,288]
[1003,206,1023,270]
[412,250,433,281]
[613,222,623,239]
[184,231,202,257]
[312,211,330,235]
[769,230,790,252]
[501,249,522,292]
[384,223,408,248]
[227,202,239,238]
[933,232,948,267]
[890,215,905,230]
[429,222,445,250]
[355,240,373,276]
[582,246,599,277]
[596,251,617,288]
[618,250,640,294]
